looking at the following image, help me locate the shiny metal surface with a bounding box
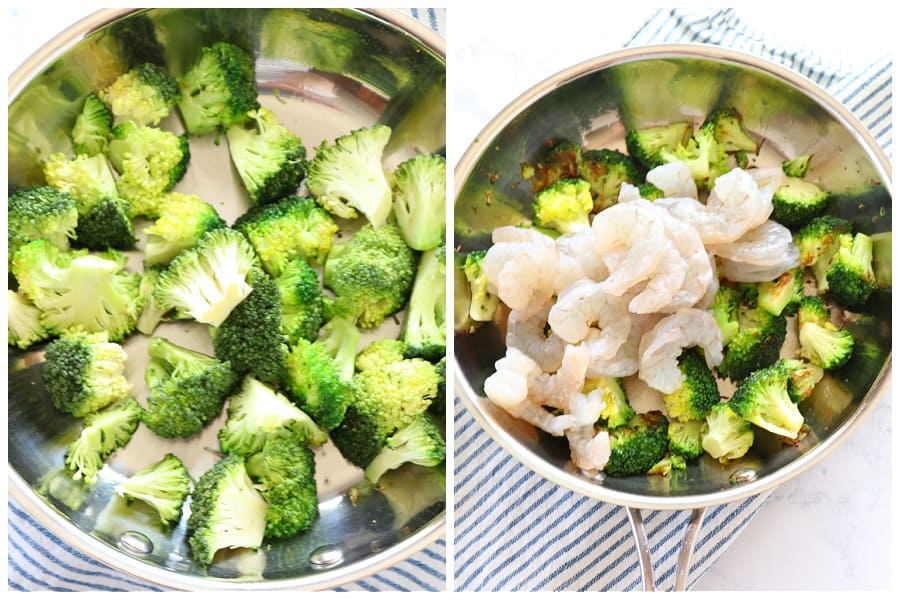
[454,45,892,511]
[8,8,445,590]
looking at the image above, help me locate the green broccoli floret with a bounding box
[657,127,728,190]
[462,249,499,323]
[211,268,289,387]
[42,152,119,215]
[107,122,191,218]
[71,93,112,156]
[64,397,141,485]
[782,155,812,178]
[74,197,137,251]
[578,148,641,212]
[225,107,307,206]
[284,337,355,431]
[701,402,753,463]
[798,321,855,370]
[638,182,665,200]
[153,228,259,327]
[603,411,669,477]
[234,195,338,275]
[770,178,830,229]
[187,454,267,568]
[734,150,750,169]
[432,357,446,416]
[364,413,446,483]
[667,420,705,459]
[391,153,446,251]
[143,192,226,265]
[757,267,804,316]
[218,376,328,456]
[141,336,239,438]
[779,358,824,403]
[729,361,804,439]
[647,453,687,476]
[530,140,582,194]
[306,124,393,227]
[797,294,831,328]
[115,453,191,527]
[870,231,891,288]
[717,305,787,382]
[101,63,180,127]
[662,348,720,422]
[274,256,326,345]
[12,240,143,341]
[177,42,260,136]
[42,330,132,417]
[317,315,361,381]
[826,232,878,308]
[330,340,440,467]
[8,186,78,260]
[136,266,170,335]
[794,215,852,294]
[402,245,446,362]
[532,178,593,234]
[8,289,50,350]
[700,107,758,153]
[625,122,693,170]
[323,222,416,329]
[245,434,318,540]
[735,281,759,307]
[711,285,741,346]
[583,376,634,430]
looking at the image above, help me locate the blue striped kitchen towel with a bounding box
[453,7,891,592]
[6,8,446,593]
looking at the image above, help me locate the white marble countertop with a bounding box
[6,4,894,593]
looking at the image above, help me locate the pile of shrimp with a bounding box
[481,162,799,471]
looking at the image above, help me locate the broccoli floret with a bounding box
[662,348,720,422]
[323,222,416,329]
[782,155,812,178]
[12,240,143,341]
[603,411,669,477]
[794,215,852,294]
[187,454,267,568]
[701,402,753,463]
[779,358,824,403]
[667,420,705,459]
[141,336,239,438]
[136,266,169,335]
[64,397,141,485]
[401,245,446,362]
[530,140,583,194]
[729,361,804,439]
[101,63,180,127]
[330,341,439,467]
[717,305,787,382]
[284,337,355,431]
[8,186,79,260]
[700,107,758,153]
[711,285,741,346]
[143,192,226,265]
[364,413,446,483]
[647,453,687,476]
[218,376,328,456]
[462,249,499,323]
[42,152,118,215]
[115,453,191,527]
[74,197,137,250]
[625,122,693,170]
[770,178,830,229]
[734,150,750,169]
[306,124,393,227]
[107,122,191,218]
[532,178,593,234]
[583,376,634,430]
[432,357,446,416]
[225,107,307,206]
[638,182,665,200]
[234,195,338,275]
[42,330,132,417]
[153,228,259,327]
[211,268,289,387]
[735,281,759,308]
[826,232,878,308]
[8,289,50,349]
[578,148,641,212]
[71,93,112,156]
[317,316,361,381]
[177,42,260,136]
[657,127,728,190]
[798,321,854,370]
[245,434,318,540]
[391,153,446,251]
[797,294,831,328]
[273,256,326,345]
[757,267,804,316]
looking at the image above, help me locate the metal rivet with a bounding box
[730,467,758,485]
[309,544,344,569]
[118,531,153,555]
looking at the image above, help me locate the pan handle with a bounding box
[625,506,709,591]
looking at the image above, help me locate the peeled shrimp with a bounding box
[555,228,609,287]
[622,375,667,415]
[592,200,667,295]
[718,256,800,283]
[571,388,607,426]
[627,239,687,314]
[616,182,643,204]
[585,311,660,378]
[566,426,611,471]
[529,343,591,412]
[483,347,542,409]
[483,243,559,314]
[657,212,714,311]
[708,220,797,266]
[638,309,724,394]
[548,279,631,345]
[506,304,565,372]
[646,161,699,200]
[504,400,577,437]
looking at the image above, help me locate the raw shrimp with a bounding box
[627,239,687,314]
[548,279,631,345]
[622,375,667,415]
[570,388,607,426]
[491,225,557,246]
[656,211,714,311]
[703,167,774,241]
[504,399,577,437]
[529,343,591,412]
[638,309,723,394]
[555,228,609,286]
[585,311,660,378]
[507,304,565,372]
[482,347,542,409]
[646,161,699,200]
[718,256,800,283]
[566,425,611,471]
[592,200,667,296]
[616,182,642,204]
[708,220,797,266]
[483,243,560,314]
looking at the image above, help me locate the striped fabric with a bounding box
[453,8,891,593]
[7,8,446,593]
